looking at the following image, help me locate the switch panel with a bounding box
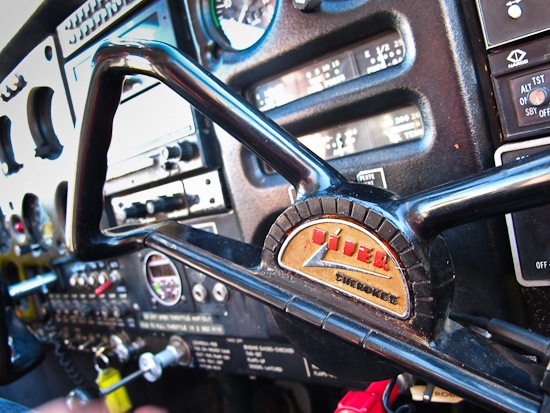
[476,0,550,48]
[495,138,550,287]
[509,69,550,127]
[489,36,550,141]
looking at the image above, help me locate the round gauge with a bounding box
[143,252,183,306]
[22,194,54,251]
[0,209,11,253]
[210,0,277,50]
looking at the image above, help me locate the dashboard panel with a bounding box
[1,0,550,412]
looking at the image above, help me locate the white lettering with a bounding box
[525,107,538,116]
[532,75,546,85]
[519,96,528,106]
[521,84,532,93]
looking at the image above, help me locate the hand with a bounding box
[35,398,167,413]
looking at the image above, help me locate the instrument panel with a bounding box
[2,0,550,411]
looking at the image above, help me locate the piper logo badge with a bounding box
[278,218,410,318]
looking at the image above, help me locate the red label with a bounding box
[373,251,389,271]
[312,228,326,245]
[357,245,373,263]
[343,240,356,256]
[328,234,340,251]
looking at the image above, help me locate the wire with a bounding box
[42,322,90,389]
[450,311,550,363]
[382,377,416,413]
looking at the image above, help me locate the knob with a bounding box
[110,335,144,363]
[528,87,550,107]
[109,269,121,283]
[146,196,186,215]
[161,161,179,171]
[71,303,81,317]
[212,283,230,302]
[14,243,41,256]
[192,284,208,303]
[69,273,79,288]
[179,141,198,162]
[95,279,113,296]
[97,337,192,399]
[160,141,198,163]
[507,4,522,19]
[87,271,99,287]
[97,270,110,285]
[80,303,94,318]
[100,306,111,320]
[94,269,121,296]
[112,301,131,318]
[77,273,87,288]
[160,145,182,162]
[63,301,75,316]
[121,203,148,220]
[13,221,25,234]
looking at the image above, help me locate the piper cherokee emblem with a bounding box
[278,218,410,318]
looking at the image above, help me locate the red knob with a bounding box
[94,279,113,296]
[334,379,399,413]
[13,221,25,234]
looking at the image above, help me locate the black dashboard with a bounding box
[2,1,550,412]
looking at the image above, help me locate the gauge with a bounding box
[0,208,10,253]
[210,0,276,50]
[22,194,54,251]
[143,252,183,306]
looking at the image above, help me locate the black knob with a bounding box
[112,302,131,318]
[80,303,94,318]
[99,305,112,320]
[14,243,41,256]
[146,196,186,215]
[179,141,198,162]
[122,203,147,219]
[160,145,182,162]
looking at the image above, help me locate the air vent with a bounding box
[27,87,63,160]
[0,116,23,175]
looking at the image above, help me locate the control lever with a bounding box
[0,272,50,384]
[98,336,191,397]
[110,334,145,364]
[8,272,57,300]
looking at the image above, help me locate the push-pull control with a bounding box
[94,269,121,296]
[160,141,198,164]
[145,194,198,215]
[121,202,148,220]
[110,334,145,364]
[99,337,191,395]
[8,272,57,299]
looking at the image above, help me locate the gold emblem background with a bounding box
[279,220,409,317]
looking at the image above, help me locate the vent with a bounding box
[27,87,63,160]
